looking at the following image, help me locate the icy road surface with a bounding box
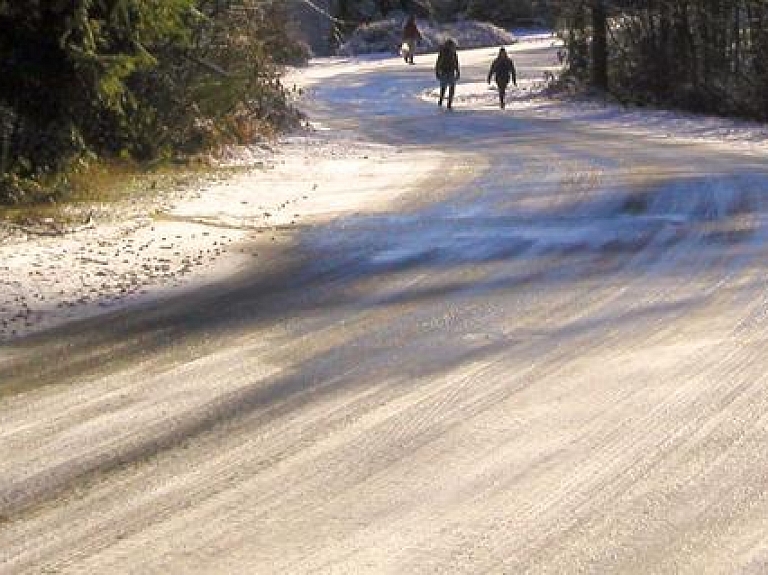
[4,36,768,574]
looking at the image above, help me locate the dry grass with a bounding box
[0,159,223,230]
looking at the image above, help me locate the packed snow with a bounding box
[3,31,768,342]
[7,27,768,575]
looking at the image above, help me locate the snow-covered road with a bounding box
[4,35,768,573]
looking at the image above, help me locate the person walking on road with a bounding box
[402,15,421,64]
[487,47,517,109]
[435,38,460,110]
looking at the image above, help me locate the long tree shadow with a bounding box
[3,162,765,396]
[0,255,708,517]
[4,61,768,399]
[4,61,768,515]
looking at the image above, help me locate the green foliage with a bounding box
[0,0,303,205]
[465,0,535,25]
[556,0,768,120]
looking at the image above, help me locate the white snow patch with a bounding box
[3,31,768,342]
[436,39,768,155]
[0,133,446,343]
[337,18,516,57]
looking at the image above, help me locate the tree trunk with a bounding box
[590,0,608,91]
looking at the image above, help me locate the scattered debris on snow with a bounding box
[4,32,768,343]
[0,132,445,342]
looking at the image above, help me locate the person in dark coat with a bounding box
[487,47,517,109]
[435,39,460,109]
[402,15,421,64]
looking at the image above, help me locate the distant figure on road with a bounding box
[487,47,517,109]
[435,39,460,110]
[401,15,421,64]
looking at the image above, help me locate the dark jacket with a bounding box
[488,54,517,87]
[403,18,421,41]
[435,44,460,81]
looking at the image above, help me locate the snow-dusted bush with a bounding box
[337,18,516,56]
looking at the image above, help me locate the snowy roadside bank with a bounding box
[427,36,768,154]
[455,84,768,154]
[0,133,447,343]
[4,30,768,345]
[307,30,768,157]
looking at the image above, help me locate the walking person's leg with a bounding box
[438,80,446,106]
[498,81,508,109]
[447,81,455,109]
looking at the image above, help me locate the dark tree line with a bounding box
[4,1,766,205]
[558,0,768,119]
[0,0,306,204]
[339,0,552,25]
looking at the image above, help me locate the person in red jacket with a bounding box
[402,15,421,64]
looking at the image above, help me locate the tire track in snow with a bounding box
[5,42,768,574]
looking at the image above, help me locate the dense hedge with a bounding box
[558,0,768,120]
[0,0,306,205]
